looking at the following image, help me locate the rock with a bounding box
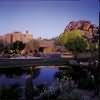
[64,20,98,39]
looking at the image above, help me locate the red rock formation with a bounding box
[64,20,98,39]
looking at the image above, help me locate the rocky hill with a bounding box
[64,20,98,39]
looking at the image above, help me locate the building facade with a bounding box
[0,31,33,45]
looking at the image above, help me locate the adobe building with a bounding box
[38,39,56,54]
[21,39,56,56]
[0,31,33,45]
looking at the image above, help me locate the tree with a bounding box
[65,37,88,53]
[56,29,83,46]
[0,40,5,54]
[56,29,88,53]
[11,41,25,53]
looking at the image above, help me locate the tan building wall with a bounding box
[4,34,11,44]
[43,47,54,54]
[0,36,3,41]
[39,39,55,54]
[1,31,33,44]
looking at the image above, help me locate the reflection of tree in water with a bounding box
[25,68,40,79]
[54,67,73,80]
[0,84,22,100]
[0,68,25,78]
[0,67,40,100]
[0,68,25,100]
[58,66,96,91]
[0,67,40,79]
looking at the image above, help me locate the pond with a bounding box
[0,66,61,100]
[0,67,59,86]
[0,66,98,100]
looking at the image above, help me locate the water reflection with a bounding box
[0,67,58,86]
[0,66,98,100]
[0,66,59,100]
[0,84,22,100]
[33,67,58,85]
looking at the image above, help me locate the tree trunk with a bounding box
[25,67,34,100]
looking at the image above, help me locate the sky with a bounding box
[0,0,99,39]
